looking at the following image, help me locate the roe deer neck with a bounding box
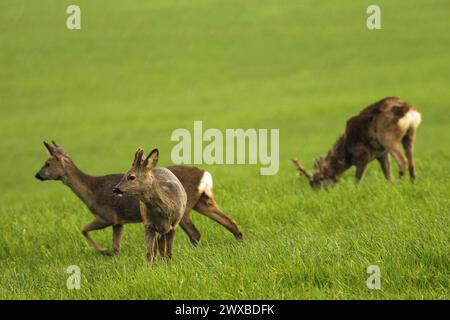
[141,181,176,218]
[61,161,97,208]
[322,135,352,180]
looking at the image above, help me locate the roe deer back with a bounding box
[292,97,422,188]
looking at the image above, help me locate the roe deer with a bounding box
[35,141,242,256]
[113,148,186,264]
[292,97,422,188]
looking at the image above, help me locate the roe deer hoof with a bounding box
[99,249,113,256]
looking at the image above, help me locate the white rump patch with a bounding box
[198,171,213,197]
[398,110,422,131]
[405,110,422,129]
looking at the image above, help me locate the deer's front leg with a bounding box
[157,234,167,261]
[82,218,113,255]
[144,224,157,266]
[165,229,176,261]
[355,161,368,183]
[112,224,124,254]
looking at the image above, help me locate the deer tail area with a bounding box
[198,171,214,198]
[394,105,422,131]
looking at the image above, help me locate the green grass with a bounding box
[0,0,449,299]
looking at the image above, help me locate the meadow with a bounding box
[0,0,449,299]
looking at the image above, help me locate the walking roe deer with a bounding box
[35,141,242,256]
[292,97,422,188]
[113,148,186,264]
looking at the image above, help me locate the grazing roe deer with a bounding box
[113,148,186,264]
[35,141,242,255]
[292,97,422,188]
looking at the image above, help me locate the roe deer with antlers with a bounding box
[113,148,186,264]
[35,141,242,256]
[292,97,422,188]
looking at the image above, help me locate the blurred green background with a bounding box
[0,0,448,299]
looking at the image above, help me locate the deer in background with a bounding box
[113,148,186,264]
[35,141,242,256]
[292,97,422,188]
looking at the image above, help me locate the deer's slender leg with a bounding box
[389,144,407,178]
[165,229,176,260]
[112,224,124,254]
[179,215,201,246]
[82,218,113,255]
[157,234,167,260]
[355,161,368,183]
[377,153,391,180]
[144,224,157,266]
[194,195,243,241]
[402,129,416,181]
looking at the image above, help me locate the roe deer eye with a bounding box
[128,175,136,181]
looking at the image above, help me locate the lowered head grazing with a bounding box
[291,157,340,189]
[292,97,421,189]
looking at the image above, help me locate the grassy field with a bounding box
[0,0,449,299]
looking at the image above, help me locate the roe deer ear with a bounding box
[143,148,159,170]
[133,148,145,167]
[51,140,68,156]
[314,159,319,170]
[43,141,54,155]
[314,157,325,171]
[54,152,68,167]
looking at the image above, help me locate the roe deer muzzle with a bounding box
[35,141,68,181]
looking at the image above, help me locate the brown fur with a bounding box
[292,97,421,188]
[168,166,243,244]
[35,141,243,256]
[113,148,187,265]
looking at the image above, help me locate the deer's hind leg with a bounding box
[82,218,113,255]
[388,143,407,178]
[381,130,408,178]
[179,213,201,246]
[194,194,243,241]
[402,128,417,181]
